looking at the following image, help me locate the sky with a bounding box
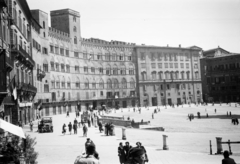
[27,0,240,52]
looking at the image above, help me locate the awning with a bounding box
[0,119,26,139]
[2,96,15,105]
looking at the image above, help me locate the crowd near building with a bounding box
[0,0,240,126]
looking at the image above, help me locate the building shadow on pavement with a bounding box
[197,114,240,119]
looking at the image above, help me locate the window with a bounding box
[165,63,168,68]
[106,66,111,75]
[51,81,55,89]
[67,82,71,88]
[174,53,178,61]
[194,64,198,69]
[158,63,162,68]
[169,63,173,68]
[74,37,77,44]
[175,63,178,68]
[51,62,54,71]
[74,52,79,58]
[84,66,88,73]
[195,72,199,79]
[99,67,103,74]
[180,53,184,61]
[128,56,132,61]
[152,71,157,80]
[43,21,45,28]
[66,65,70,73]
[164,53,168,61]
[97,54,102,60]
[112,53,116,61]
[75,66,79,73]
[43,63,48,72]
[113,66,118,75]
[186,63,189,69]
[91,67,95,73]
[42,47,48,54]
[100,91,103,96]
[56,81,60,88]
[73,16,76,22]
[130,79,135,88]
[61,81,65,88]
[122,78,127,89]
[92,82,96,89]
[73,26,77,32]
[50,45,54,53]
[60,48,64,55]
[105,53,110,61]
[158,53,162,61]
[129,68,134,75]
[56,63,59,71]
[83,52,87,59]
[55,46,59,54]
[85,79,89,89]
[119,53,124,61]
[99,79,104,89]
[65,49,69,57]
[140,53,145,60]
[61,64,65,72]
[169,54,173,61]
[180,63,184,68]
[107,79,112,89]
[151,53,155,61]
[141,63,146,68]
[151,63,156,68]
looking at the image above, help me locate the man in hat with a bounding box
[74,143,100,164]
[222,150,236,164]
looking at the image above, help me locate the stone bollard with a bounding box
[122,127,126,140]
[209,140,212,155]
[162,135,169,150]
[216,137,223,154]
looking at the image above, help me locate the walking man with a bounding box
[83,124,88,137]
[68,122,72,135]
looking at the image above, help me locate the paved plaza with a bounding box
[24,103,240,164]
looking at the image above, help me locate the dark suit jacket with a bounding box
[222,157,236,164]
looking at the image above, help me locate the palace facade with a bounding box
[200,47,240,103]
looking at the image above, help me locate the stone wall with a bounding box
[98,117,131,127]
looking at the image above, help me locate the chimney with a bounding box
[179,44,181,48]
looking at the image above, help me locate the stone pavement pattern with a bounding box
[24,103,240,164]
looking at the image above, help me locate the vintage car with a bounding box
[38,117,53,133]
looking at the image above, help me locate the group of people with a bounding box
[105,122,115,136]
[118,141,148,164]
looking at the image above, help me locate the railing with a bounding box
[11,45,35,66]
[139,78,201,83]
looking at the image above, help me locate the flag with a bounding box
[12,78,17,100]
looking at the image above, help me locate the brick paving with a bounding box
[24,103,240,164]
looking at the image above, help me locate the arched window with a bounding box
[99,78,104,89]
[130,78,135,88]
[85,78,89,89]
[67,77,71,89]
[51,76,55,89]
[73,26,77,32]
[158,72,163,80]
[62,76,65,88]
[175,71,179,80]
[43,59,48,72]
[141,71,146,80]
[92,79,96,89]
[129,63,135,75]
[151,71,156,80]
[195,71,199,79]
[106,65,111,75]
[113,65,118,75]
[120,65,126,75]
[107,79,112,89]
[122,78,127,89]
[74,37,77,44]
[56,76,60,88]
[186,71,190,80]
[113,79,119,89]
[181,71,185,79]
[75,77,80,89]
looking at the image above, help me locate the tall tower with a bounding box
[50,9,81,49]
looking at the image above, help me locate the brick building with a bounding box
[200,47,240,103]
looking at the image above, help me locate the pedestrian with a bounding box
[230,112,232,116]
[87,119,91,128]
[83,123,88,137]
[68,122,72,135]
[73,122,78,134]
[152,113,154,119]
[118,142,126,164]
[136,142,148,163]
[105,123,110,136]
[133,108,135,112]
[98,121,103,133]
[227,111,229,116]
[222,150,236,164]
[215,109,216,113]
[66,111,69,117]
[236,118,239,125]
[75,111,78,118]
[123,142,132,158]
[206,113,208,118]
[74,143,100,164]
[29,121,33,132]
[126,147,146,164]
[62,123,66,135]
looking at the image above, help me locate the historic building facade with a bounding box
[30,9,138,117]
[2,0,37,125]
[134,45,202,106]
[200,47,240,103]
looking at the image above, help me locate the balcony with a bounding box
[11,45,35,68]
[0,49,14,72]
[17,82,37,93]
[37,69,46,79]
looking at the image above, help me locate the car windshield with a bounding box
[42,118,52,123]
